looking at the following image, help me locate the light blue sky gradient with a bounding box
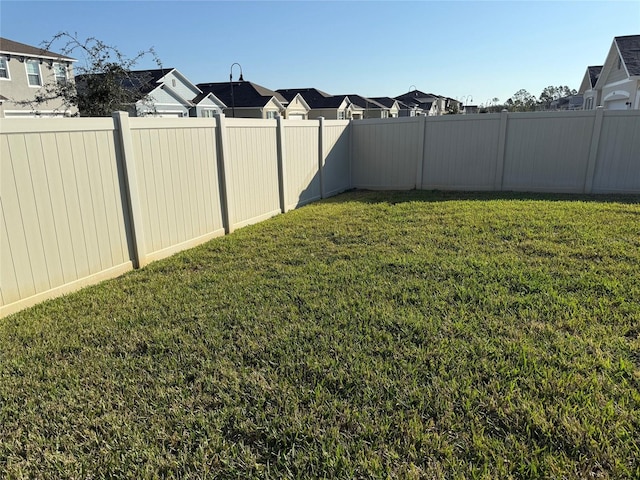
[2,1,638,105]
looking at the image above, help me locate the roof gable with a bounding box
[285,93,311,111]
[193,92,227,108]
[595,35,640,89]
[579,66,602,93]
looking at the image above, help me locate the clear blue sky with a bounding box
[2,1,639,105]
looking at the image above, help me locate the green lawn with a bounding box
[1,190,639,479]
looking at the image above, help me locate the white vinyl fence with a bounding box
[351,109,640,194]
[1,114,350,317]
[1,109,639,317]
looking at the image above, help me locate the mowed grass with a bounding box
[1,190,639,479]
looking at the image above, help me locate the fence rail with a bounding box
[1,110,638,317]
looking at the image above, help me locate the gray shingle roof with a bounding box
[75,68,175,95]
[615,35,640,77]
[198,81,287,108]
[335,94,385,109]
[587,66,603,88]
[0,37,75,61]
[276,88,332,107]
[370,97,397,108]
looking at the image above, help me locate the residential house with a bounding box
[77,67,226,117]
[283,93,311,119]
[198,80,287,119]
[132,68,226,117]
[593,35,640,110]
[277,88,361,120]
[550,95,584,111]
[0,37,77,117]
[395,90,462,116]
[369,97,401,118]
[395,90,441,116]
[338,94,393,119]
[396,99,424,117]
[578,66,602,110]
[191,91,228,118]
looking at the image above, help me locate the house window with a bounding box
[0,56,9,79]
[337,111,345,120]
[202,109,218,118]
[381,111,388,119]
[53,63,67,84]
[266,111,278,119]
[26,60,42,86]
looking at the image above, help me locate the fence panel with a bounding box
[1,118,132,317]
[225,118,281,229]
[129,118,224,262]
[351,117,422,190]
[502,111,595,192]
[592,111,640,193]
[422,115,502,190]
[283,120,320,210]
[322,120,351,197]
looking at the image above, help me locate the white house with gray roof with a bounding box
[593,35,640,110]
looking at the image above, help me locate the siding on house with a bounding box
[0,37,77,117]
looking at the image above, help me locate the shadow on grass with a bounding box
[320,189,640,206]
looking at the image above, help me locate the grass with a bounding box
[1,190,639,479]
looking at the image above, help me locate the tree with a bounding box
[537,85,578,110]
[23,32,162,116]
[506,89,537,112]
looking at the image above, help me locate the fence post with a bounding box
[318,117,326,198]
[494,110,509,191]
[416,115,427,189]
[276,115,289,213]
[348,119,354,189]
[112,111,147,268]
[584,107,604,194]
[215,113,234,234]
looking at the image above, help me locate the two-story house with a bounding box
[0,37,77,117]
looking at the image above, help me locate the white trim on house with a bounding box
[53,62,67,84]
[0,51,77,64]
[603,90,630,101]
[25,59,42,87]
[601,78,637,88]
[0,55,10,80]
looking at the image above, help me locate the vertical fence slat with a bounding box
[494,111,509,191]
[112,111,147,268]
[215,113,233,234]
[416,116,426,189]
[584,107,604,194]
[318,117,325,198]
[276,116,288,213]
